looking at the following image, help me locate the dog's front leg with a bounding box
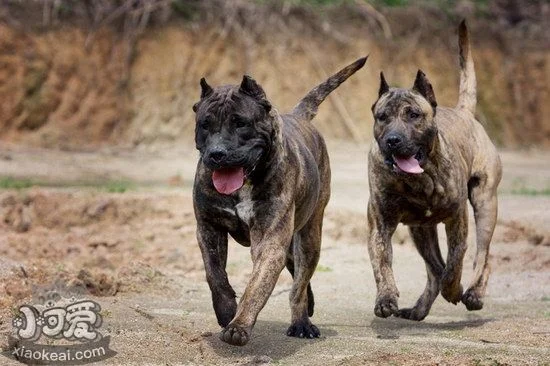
[220,203,294,346]
[367,202,399,318]
[196,220,237,328]
[441,205,468,304]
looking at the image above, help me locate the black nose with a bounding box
[208,148,227,164]
[386,134,403,149]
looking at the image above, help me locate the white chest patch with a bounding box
[235,184,254,226]
[215,206,236,216]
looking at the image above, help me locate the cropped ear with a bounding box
[412,70,437,110]
[378,72,390,97]
[239,75,266,100]
[199,77,213,99]
[240,75,271,112]
[193,77,213,113]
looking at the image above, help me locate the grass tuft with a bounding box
[0,177,35,189]
[0,176,135,193]
[316,264,333,272]
[510,187,550,196]
[103,181,134,193]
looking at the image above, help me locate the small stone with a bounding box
[251,355,272,364]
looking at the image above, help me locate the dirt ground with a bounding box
[0,141,549,365]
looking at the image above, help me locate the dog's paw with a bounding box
[286,319,320,339]
[441,279,463,305]
[396,307,427,321]
[374,295,398,318]
[214,298,237,328]
[219,324,250,346]
[461,288,483,311]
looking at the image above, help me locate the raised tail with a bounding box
[456,20,476,114]
[292,56,367,122]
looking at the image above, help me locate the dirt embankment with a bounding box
[0,3,549,149]
[0,25,131,149]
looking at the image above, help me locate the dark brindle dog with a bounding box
[193,57,366,345]
[367,21,501,321]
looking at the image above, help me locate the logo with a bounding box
[2,286,116,365]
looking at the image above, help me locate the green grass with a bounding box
[103,181,134,193]
[0,177,35,189]
[316,264,333,272]
[0,176,135,193]
[375,0,409,6]
[510,187,550,196]
[507,178,550,196]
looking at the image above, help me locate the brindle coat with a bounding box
[367,21,501,321]
[193,57,367,345]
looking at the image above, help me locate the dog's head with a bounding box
[371,70,438,175]
[193,76,280,195]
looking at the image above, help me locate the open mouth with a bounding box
[390,150,424,174]
[212,167,245,195]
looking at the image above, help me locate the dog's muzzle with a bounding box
[382,134,425,174]
[205,146,229,168]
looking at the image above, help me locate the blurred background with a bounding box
[0,0,548,149]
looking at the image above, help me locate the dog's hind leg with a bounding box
[196,220,237,328]
[441,205,469,304]
[463,174,499,310]
[286,207,324,339]
[397,225,444,320]
[285,245,315,317]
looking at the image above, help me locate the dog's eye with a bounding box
[198,119,210,130]
[408,111,420,119]
[377,113,388,122]
[232,115,249,128]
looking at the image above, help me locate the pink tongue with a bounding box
[212,167,245,195]
[393,155,424,174]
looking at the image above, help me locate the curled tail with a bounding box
[292,56,367,122]
[457,20,477,114]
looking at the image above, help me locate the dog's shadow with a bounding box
[205,320,338,361]
[370,314,493,340]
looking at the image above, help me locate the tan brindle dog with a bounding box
[367,21,501,321]
[193,57,367,345]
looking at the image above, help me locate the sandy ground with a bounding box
[0,141,549,365]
